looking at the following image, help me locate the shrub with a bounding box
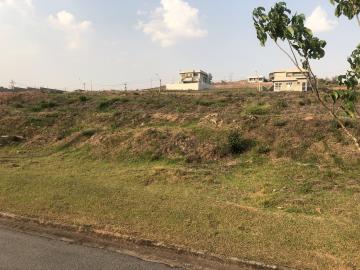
[256,145,271,154]
[41,101,57,109]
[79,96,89,102]
[330,119,354,130]
[273,119,288,127]
[81,129,97,137]
[299,98,312,106]
[98,99,118,110]
[13,103,24,108]
[185,152,203,164]
[299,182,313,194]
[275,99,288,109]
[31,101,58,112]
[245,103,270,115]
[194,99,215,107]
[98,97,130,110]
[31,106,42,112]
[27,117,55,127]
[228,130,253,154]
[57,130,72,140]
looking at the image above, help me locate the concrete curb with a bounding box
[0,212,297,270]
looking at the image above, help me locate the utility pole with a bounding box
[83,82,86,91]
[255,70,261,92]
[229,72,234,82]
[124,83,128,91]
[9,80,15,90]
[155,73,162,94]
[91,80,93,91]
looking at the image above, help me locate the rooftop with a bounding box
[180,70,208,75]
[270,68,309,73]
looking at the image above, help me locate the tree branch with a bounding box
[306,58,360,152]
[274,41,360,153]
[274,41,298,67]
[288,40,300,68]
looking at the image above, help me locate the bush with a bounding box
[273,119,288,127]
[98,97,130,110]
[299,182,313,194]
[245,103,270,115]
[31,101,58,112]
[275,99,288,109]
[228,130,253,154]
[256,145,271,154]
[27,117,54,127]
[13,103,24,108]
[330,119,354,130]
[79,96,89,102]
[299,98,312,106]
[81,129,97,137]
[194,99,215,107]
[98,98,119,110]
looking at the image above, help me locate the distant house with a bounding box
[269,68,310,92]
[166,70,213,91]
[248,75,266,83]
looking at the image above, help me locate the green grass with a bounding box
[244,103,271,115]
[1,149,360,270]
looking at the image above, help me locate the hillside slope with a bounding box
[1,89,360,270]
[1,89,359,161]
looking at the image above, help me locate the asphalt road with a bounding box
[0,226,179,270]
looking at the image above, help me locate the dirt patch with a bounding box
[151,113,180,122]
[200,113,224,127]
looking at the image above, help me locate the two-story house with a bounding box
[269,68,310,92]
[166,70,213,91]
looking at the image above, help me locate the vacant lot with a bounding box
[1,89,360,269]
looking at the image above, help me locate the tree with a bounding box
[330,0,360,26]
[330,0,360,118]
[253,1,360,153]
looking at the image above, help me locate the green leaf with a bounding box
[287,26,294,36]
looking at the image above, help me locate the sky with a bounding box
[0,0,358,90]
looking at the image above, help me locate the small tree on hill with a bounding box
[253,1,360,153]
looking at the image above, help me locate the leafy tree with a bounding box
[253,1,360,153]
[330,0,360,25]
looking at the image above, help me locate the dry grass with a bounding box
[1,89,360,269]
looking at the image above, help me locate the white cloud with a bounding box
[137,10,148,16]
[306,6,338,33]
[49,10,92,50]
[0,0,33,15]
[138,0,207,47]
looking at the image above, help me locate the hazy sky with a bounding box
[0,0,358,90]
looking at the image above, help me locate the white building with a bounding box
[269,68,310,92]
[248,75,266,83]
[166,70,213,91]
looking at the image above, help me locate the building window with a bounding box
[275,83,282,91]
[302,82,307,91]
[286,82,292,87]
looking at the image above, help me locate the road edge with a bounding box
[0,211,297,270]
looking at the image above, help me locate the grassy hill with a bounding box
[1,89,360,269]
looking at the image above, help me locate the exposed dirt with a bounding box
[1,90,359,164]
